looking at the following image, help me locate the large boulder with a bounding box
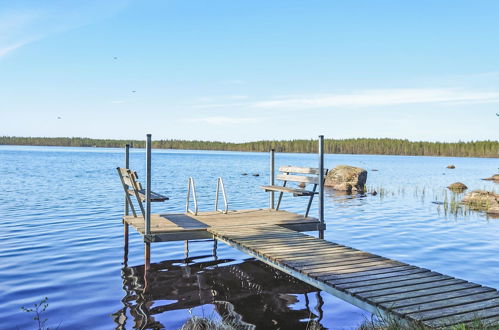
[462,190,499,212]
[325,165,367,192]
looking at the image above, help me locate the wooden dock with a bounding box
[124,209,499,328]
[119,136,499,328]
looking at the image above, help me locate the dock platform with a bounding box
[123,209,321,242]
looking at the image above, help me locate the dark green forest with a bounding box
[1,136,498,158]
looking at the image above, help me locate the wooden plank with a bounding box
[308,260,403,277]
[278,166,326,175]
[408,298,499,321]
[276,174,320,184]
[297,256,387,270]
[424,306,499,327]
[320,266,417,282]
[282,250,373,263]
[395,291,499,315]
[379,286,496,310]
[260,185,316,196]
[357,279,467,299]
[368,282,481,304]
[334,271,440,289]
[330,268,432,286]
[346,275,452,294]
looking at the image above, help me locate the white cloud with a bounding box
[253,88,499,109]
[190,116,258,125]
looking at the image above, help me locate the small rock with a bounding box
[252,173,259,177]
[447,165,456,169]
[482,174,499,181]
[298,182,306,188]
[447,182,468,192]
[371,191,378,196]
[241,173,248,176]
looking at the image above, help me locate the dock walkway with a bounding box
[209,225,499,328]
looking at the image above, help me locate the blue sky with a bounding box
[0,0,498,142]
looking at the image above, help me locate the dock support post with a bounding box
[270,149,275,210]
[124,144,130,248]
[318,135,325,239]
[124,144,130,215]
[145,134,152,270]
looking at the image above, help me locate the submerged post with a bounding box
[145,135,152,235]
[145,134,152,270]
[318,135,325,239]
[270,149,275,209]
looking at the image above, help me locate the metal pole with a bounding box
[124,144,130,250]
[145,134,152,236]
[125,144,130,216]
[270,149,275,209]
[318,135,325,239]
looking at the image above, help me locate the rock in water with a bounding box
[482,174,499,181]
[462,190,499,213]
[325,165,367,192]
[447,165,456,169]
[447,182,468,191]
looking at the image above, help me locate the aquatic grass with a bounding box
[180,316,241,330]
[21,297,60,330]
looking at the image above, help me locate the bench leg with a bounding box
[276,192,284,210]
[305,194,314,217]
[305,184,318,217]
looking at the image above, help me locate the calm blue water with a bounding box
[0,145,498,329]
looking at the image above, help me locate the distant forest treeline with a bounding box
[1,136,498,158]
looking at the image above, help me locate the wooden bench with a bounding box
[260,166,328,217]
[117,167,168,217]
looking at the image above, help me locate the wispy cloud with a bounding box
[189,116,258,126]
[0,1,129,58]
[253,88,499,109]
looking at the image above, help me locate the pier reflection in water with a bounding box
[115,240,326,329]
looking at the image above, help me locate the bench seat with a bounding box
[260,185,317,197]
[128,189,169,202]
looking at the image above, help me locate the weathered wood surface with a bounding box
[123,209,321,241]
[208,225,499,327]
[260,185,317,196]
[278,166,327,175]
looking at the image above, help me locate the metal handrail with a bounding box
[215,177,228,214]
[186,177,198,215]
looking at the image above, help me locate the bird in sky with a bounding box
[57,116,62,119]
[132,90,136,93]
[113,57,118,60]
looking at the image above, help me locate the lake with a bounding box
[0,145,498,329]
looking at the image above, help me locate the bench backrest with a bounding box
[117,167,143,193]
[277,166,328,185]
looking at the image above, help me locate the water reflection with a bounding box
[114,241,325,329]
